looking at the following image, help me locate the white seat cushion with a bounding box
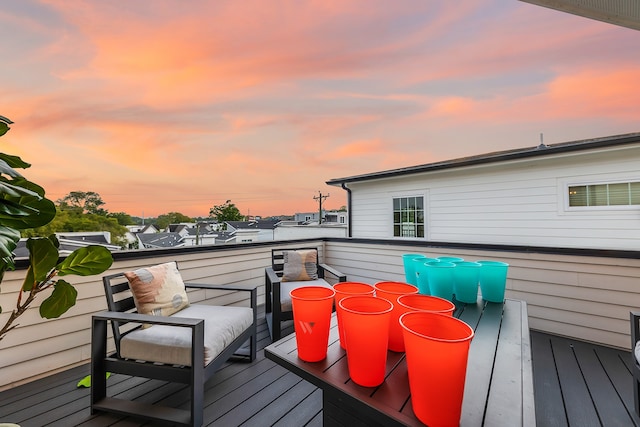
[279,279,333,312]
[120,304,253,367]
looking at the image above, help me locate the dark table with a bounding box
[264,297,535,426]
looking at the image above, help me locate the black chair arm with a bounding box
[265,267,281,285]
[319,263,347,282]
[185,282,257,304]
[93,310,204,328]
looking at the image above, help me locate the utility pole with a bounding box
[313,191,329,224]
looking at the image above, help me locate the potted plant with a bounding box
[0,115,113,341]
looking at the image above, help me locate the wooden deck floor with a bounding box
[1,316,638,426]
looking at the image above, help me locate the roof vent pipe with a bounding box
[537,132,547,149]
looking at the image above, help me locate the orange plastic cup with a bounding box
[373,281,419,352]
[290,286,336,362]
[396,294,456,321]
[400,311,474,426]
[339,296,393,387]
[333,282,375,350]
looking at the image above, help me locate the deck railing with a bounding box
[1,237,639,391]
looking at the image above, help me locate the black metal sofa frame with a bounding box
[91,269,257,427]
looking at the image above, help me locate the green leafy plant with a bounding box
[0,115,113,341]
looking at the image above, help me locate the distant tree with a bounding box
[108,211,135,226]
[209,200,244,230]
[57,191,107,215]
[154,212,193,230]
[22,206,128,248]
[338,205,347,212]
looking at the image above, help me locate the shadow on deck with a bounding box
[1,316,638,426]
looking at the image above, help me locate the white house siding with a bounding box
[322,240,640,351]
[346,143,640,250]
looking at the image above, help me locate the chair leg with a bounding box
[265,270,272,313]
[635,368,640,417]
[272,305,282,342]
[91,317,108,413]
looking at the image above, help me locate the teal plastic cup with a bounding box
[415,258,439,295]
[437,256,464,263]
[477,260,509,302]
[452,261,481,303]
[425,261,455,301]
[402,253,424,286]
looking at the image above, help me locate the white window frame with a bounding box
[392,194,426,239]
[562,178,640,212]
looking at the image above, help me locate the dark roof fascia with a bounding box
[326,133,640,186]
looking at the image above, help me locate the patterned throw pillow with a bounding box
[282,250,318,282]
[124,261,190,320]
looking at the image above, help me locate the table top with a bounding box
[264,297,535,427]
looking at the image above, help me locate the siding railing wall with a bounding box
[0,240,325,391]
[1,237,639,391]
[323,239,640,350]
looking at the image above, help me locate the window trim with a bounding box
[564,179,640,211]
[392,194,426,239]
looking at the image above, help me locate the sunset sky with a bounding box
[2,1,639,218]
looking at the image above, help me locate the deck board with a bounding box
[1,312,639,427]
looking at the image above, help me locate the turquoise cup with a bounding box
[402,253,424,286]
[425,261,455,301]
[452,261,481,303]
[437,256,464,263]
[477,260,509,302]
[415,258,439,295]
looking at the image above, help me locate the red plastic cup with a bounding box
[396,294,456,321]
[339,296,393,387]
[400,311,474,426]
[333,282,375,350]
[290,286,336,362]
[373,281,419,352]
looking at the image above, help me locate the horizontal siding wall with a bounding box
[0,241,326,391]
[323,240,640,351]
[347,144,640,250]
[1,237,638,391]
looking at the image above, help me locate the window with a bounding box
[569,181,640,207]
[393,196,424,238]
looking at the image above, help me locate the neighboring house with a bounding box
[137,232,184,249]
[181,223,218,246]
[326,133,640,251]
[294,210,348,225]
[226,219,281,241]
[13,232,121,259]
[214,231,236,244]
[324,210,348,225]
[295,212,320,224]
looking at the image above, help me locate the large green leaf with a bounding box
[0,122,8,138]
[39,279,77,319]
[0,177,39,199]
[57,246,113,276]
[0,159,25,178]
[23,238,59,288]
[0,153,30,170]
[0,186,56,229]
[0,225,20,259]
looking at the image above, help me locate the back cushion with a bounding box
[282,249,318,282]
[124,261,190,319]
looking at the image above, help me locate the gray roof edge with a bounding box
[326,132,640,186]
